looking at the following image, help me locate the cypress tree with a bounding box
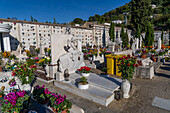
[131,0,153,33]
[53,17,56,24]
[144,22,154,46]
[109,22,115,42]
[125,30,129,47]
[161,29,164,43]
[120,26,126,48]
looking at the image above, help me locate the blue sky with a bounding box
[0,0,131,23]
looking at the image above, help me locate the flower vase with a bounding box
[22,84,31,92]
[45,65,49,77]
[121,79,130,98]
[82,73,90,77]
[93,55,95,61]
[15,77,23,90]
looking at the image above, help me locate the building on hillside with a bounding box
[0,18,134,53]
[112,20,124,24]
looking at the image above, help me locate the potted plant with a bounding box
[118,55,142,98]
[49,94,72,113]
[141,49,148,58]
[78,66,91,77]
[12,62,37,91]
[1,91,30,113]
[78,77,89,89]
[32,85,51,106]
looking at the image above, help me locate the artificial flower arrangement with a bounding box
[118,54,142,81]
[49,93,72,113]
[1,91,30,113]
[38,57,51,66]
[78,66,91,74]
[32,85,51,105]
[1,51,11,58]
[158,50,166,56]
[99,48,106,55]
[12,62,37,85]
[9,78,16,87]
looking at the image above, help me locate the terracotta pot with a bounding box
[0,66,3,72]
[51,107,67,113]
[141,55,147,58]
[153,58,157,62]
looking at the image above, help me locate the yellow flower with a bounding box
[38,59,45,64]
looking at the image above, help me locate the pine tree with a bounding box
[131,0,153,33]
[53,17,56,24]
[109,22,115,42]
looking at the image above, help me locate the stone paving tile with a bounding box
[121,61,170,113]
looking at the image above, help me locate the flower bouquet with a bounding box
[9,78,16,87]
[118,55,142,98]
[12,62,37,85]
[1,91,30,113]
[118,55,142,81]
[78,66,91,77]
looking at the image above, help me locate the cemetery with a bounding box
[0,3,170,111]
[0,23,169,112]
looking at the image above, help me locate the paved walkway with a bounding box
[1,62,170,113]
[121,61,170,113]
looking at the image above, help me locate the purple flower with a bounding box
[42,85,45,88]
[5,102,8,104]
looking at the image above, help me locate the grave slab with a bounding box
[54,73,122,106]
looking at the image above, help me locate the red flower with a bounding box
[12,72,16,76]
[136,64,139,67]
[122,62,124,65]
[19,72,22,74]
[127,54,131,58]
[133,64,136,67]
[127,63,130,66]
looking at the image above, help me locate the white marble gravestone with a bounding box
[50,34,85,80]
[158,37,161,49]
